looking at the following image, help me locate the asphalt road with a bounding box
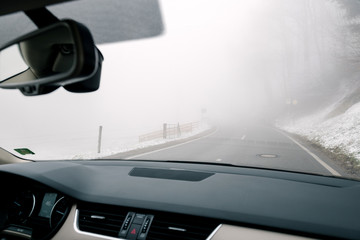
[128,123,342,176]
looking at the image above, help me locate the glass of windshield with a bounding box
[0,0,359,181]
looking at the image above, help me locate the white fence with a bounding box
[139,122,201,142]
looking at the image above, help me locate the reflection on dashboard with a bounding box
[50,197,69,229]
[8,191,35,224]
[39,193,58,219]
[0,177,71,240]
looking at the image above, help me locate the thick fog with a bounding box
[0,0,358,159]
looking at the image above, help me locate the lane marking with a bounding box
[216,159,222,162]
[241,135,246,140]
[126,128,218,160]
[280,131,341,176]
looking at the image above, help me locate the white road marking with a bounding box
[126,128,218,160]
[216,159,222,162]
[280,131,341,176]
[241,135,246,140]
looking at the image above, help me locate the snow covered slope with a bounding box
[281,102,360,162]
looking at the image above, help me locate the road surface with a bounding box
[126,123,342,176]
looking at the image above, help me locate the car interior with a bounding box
[0,0,359,240]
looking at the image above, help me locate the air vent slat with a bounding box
[153,219,215,231]
[77,204,127,238]
[80,214,123,226]
[79,219,121,231]
[147,213,218,240]
[150,225,211,236]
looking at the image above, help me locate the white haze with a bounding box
[0,0,352,159]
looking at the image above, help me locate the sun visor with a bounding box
[0,0,164,46]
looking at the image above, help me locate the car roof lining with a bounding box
[0,0,73,16]
[0,0,164,46]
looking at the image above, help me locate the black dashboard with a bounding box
[0,160,359,240]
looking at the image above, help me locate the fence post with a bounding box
[177,123,181,137]
[98,125,103,153]
[163,123,167,139]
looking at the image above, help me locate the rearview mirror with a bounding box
[0,20,103,95]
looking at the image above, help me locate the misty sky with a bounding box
[0,0,351,159]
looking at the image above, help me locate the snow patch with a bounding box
[279,102,360,161]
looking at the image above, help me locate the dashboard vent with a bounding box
[146,213,218,240]
[129,167,214,182]
[77,204,127,237]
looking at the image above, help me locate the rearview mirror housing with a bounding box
[0,19,103,95]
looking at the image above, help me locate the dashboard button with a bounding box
[126,224,141,240]
[118,212,135,238]
[138,215,154,240]
[133,214,146,224]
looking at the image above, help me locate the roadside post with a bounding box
[98,125,103,153]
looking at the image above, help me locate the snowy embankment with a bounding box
[70,122,212,160]
[280,102,360,163]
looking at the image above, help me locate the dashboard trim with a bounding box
[29,193,36,218]
[49,196,64,228]
[1,228,32,239]
[206,224,222,240]
[210,224,315,240]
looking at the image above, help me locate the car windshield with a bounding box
[1,0,360,180]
